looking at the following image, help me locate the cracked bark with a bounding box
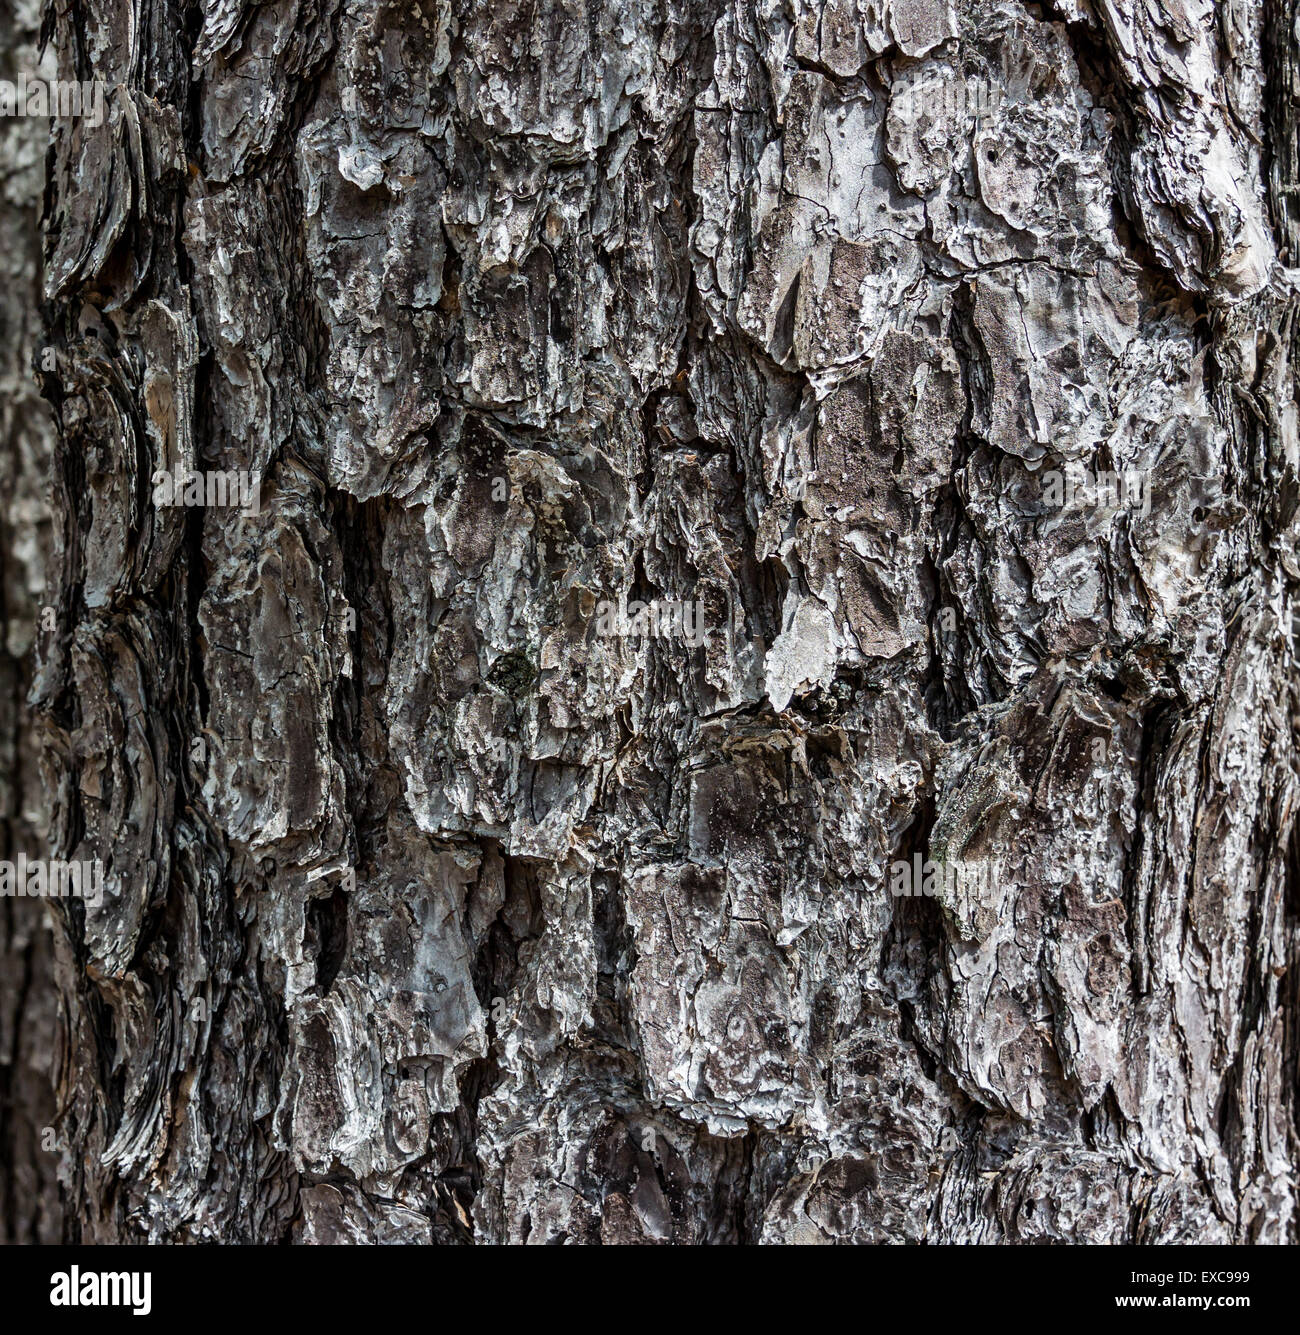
[3,0,1299,1242]
[0,0,60,1246]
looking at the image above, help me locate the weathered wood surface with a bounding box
[0,0,1297,1242]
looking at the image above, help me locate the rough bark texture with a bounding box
[2,0,1299,1243]
[0,0,60,1245]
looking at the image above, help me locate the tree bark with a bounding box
[8,0,1300,1242]
[0,0,60,1245]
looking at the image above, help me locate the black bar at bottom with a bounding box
[0,1242,1277,1322]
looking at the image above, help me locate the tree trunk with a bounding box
[12,0,1300,1242]
[0,0,60,1246]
